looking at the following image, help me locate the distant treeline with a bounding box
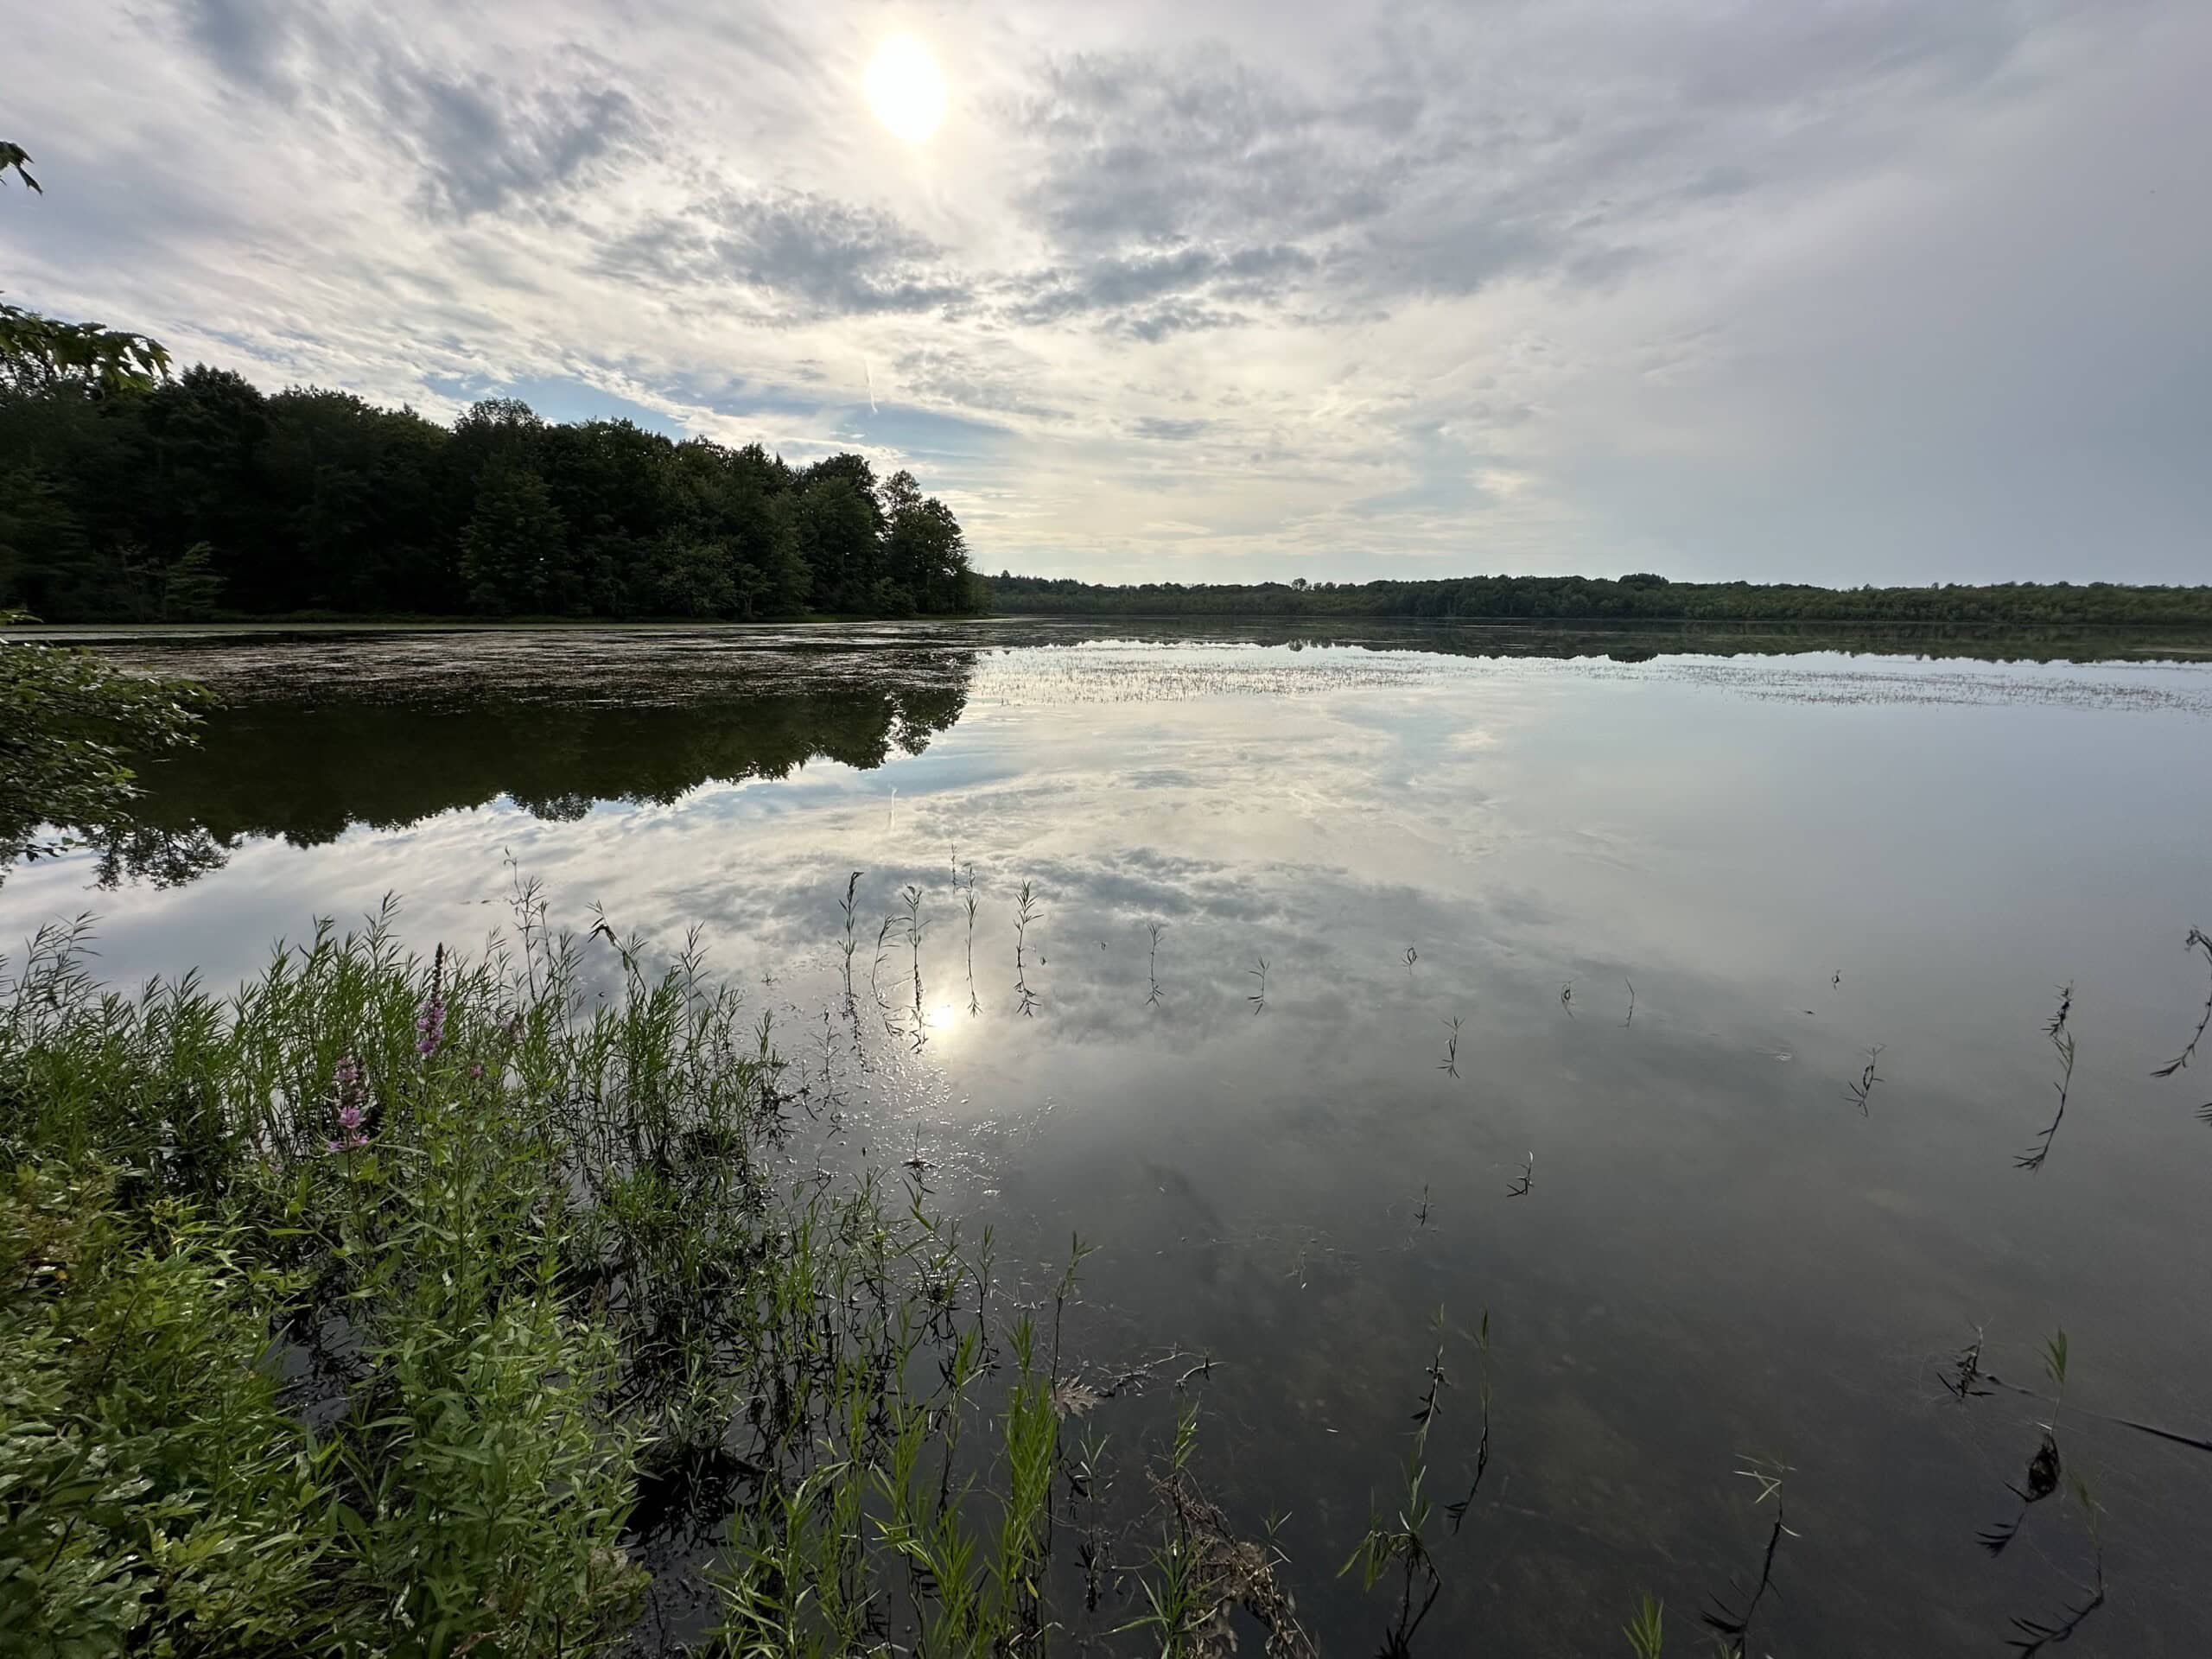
[9,347,2204,631]
[0,366,982,620]
[987,571,2212,626]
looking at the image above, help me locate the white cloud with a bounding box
[4,0,2204,583]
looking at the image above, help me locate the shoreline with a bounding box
[17,611,2212,634]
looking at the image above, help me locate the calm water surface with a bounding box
[9,621,2212,1655]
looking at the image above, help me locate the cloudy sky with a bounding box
[8,1,2208,584]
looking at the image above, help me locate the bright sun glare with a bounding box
[865,35,946,144]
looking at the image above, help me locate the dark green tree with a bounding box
[788,471,881,613]
[260,390,454,612]
[539,418,675,614]
[0,612,213,883]
[459,463,565,614]
[661,438,807,618]
[878,469,975,614]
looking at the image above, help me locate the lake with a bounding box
[8,620,2211,1655]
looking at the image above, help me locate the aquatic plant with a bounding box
[1977,1332,2070,1556]
[2003,1475,2106,1656]
[1624,1594,1665,1657]
[2015,986,2076,1172]
[1700,1455,1795,1658]
[1942,1323,2212,1455]
[1843,1044,1884,1115]
[1942,1327,1993,1401]
[838,869,864,1008]
[2152,925,2211,1079]
[1443,1308,1492,1535]
[1342,1314,1448,1656]
[1122,1403,1315,1657]
[962,861,981,1014]
[1013,880,1042,1017]
[1505,1152,1534,1198]
[1964,1332,2111,1654]
[902,883,929,1046]
[868,914,901,1037]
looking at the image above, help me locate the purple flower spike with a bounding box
[329,1054,370,1147]
[416,997,447,1057]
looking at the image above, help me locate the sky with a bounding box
[5,0,2209,586]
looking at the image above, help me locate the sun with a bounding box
[865,35,946,144]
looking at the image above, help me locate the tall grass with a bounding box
[0,893,1261,1656]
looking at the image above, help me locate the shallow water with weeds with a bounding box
[7,619,2212,1654]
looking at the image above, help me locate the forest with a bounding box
[5,342,2206,631]
[0,365,983,620]
[986,570,2212,626]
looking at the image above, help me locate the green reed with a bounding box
[1623,1594,1665,1657]
[962,862,981,1015]
[1013,882,1042,1018]
[839,870,865,1007]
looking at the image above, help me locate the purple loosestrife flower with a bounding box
[327,1054,371,1151]
[416,997,447,1057]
